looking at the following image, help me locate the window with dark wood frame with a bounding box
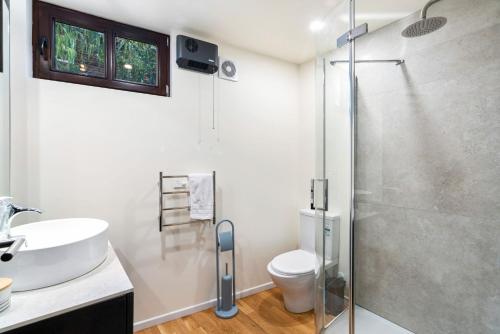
[33,1,170,96]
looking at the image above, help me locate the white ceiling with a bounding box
[44,0,428,64]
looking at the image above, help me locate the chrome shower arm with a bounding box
[421,0,442,19]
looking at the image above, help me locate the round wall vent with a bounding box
[221,60,236,77]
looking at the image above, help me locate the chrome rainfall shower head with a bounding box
[402,16,447,37]
[402,0,447,38]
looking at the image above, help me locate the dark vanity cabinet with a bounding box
[4,293,133,334]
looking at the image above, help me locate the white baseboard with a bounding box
[133,282,275,332]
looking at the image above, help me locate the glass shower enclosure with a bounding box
[313,0,351,332]
[314,0,499,333]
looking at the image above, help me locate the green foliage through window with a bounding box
[115,37,158,86]
[35,1,169,95]
[54,21,105,77]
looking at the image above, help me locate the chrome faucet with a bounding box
[0,197,42,261]
[0,197,42,240]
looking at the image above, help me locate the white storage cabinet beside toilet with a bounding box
[267,209,340,313]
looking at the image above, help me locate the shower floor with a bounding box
[326,306,413,334]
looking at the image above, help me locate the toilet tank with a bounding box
[299,209,340,266]
[299,209,317,253]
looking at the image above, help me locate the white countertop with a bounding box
[0,243,133,333]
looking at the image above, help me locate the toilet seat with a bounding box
[270,250,315,276]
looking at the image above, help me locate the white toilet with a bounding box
[267,209,339,313]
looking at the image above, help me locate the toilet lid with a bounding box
[271,250,315,276]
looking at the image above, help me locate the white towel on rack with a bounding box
[188,173,214,220]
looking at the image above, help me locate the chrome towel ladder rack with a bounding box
[159,171,216,231]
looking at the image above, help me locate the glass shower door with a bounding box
[313,0,353,332]
[315,1,417,332]
[314,0,489,333]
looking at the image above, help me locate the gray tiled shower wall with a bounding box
[353,0,500,333]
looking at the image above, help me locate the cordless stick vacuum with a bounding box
[215,219,238,319]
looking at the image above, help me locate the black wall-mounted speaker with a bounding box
[176,35,218,74]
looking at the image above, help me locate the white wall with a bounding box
[298,61,316,208]
[9,0,316,326]
[10,0,31,208]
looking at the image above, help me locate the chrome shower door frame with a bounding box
[348,1,356,333]
[315,0,357,333]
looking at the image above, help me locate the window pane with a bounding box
[54,21,105,78]
[114,37,158,86]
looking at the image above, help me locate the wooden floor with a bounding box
[137,288,314,334]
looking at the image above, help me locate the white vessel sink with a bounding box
[0,218,108,291]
